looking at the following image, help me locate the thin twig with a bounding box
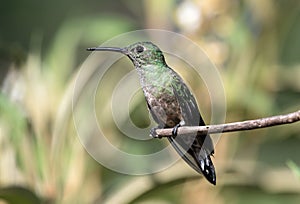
[155,110,300,137]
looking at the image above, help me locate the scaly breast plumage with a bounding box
[144,86,182,128]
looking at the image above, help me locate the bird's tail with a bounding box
[167,136,216,185]
[197,149,216,185]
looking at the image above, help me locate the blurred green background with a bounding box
[1,0,300,203]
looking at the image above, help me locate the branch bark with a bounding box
[155,110,300,137]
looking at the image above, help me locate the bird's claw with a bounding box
[172,123,181,137]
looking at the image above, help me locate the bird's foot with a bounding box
[172,123,181,137]
[172,121,185,137]
[150,127,162,139]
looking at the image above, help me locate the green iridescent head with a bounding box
[87,41,166,67]
[124,42,166,66]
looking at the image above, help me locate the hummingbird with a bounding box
[87,42,216,185]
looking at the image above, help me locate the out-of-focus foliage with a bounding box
[0,0,300,203]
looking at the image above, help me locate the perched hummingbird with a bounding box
[87,42,216,185]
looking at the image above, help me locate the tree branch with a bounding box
[155,110,300,137]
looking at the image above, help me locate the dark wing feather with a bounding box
[170,71,214,154]
[167,81,204,173]
[167,137,203,174]
[167,71,216,184]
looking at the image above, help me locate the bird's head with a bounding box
[87,41,166,67]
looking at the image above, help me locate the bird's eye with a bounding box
[136,45,144,53]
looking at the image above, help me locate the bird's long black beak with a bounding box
[86,47,127,54]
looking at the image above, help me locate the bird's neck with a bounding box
[136,64,173,94]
